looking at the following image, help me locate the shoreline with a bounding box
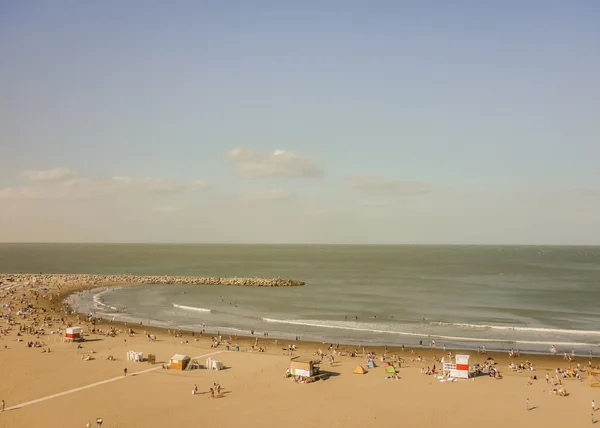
[5,272,598,362]
[63,284,599,360]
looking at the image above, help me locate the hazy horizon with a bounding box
[0,242,598,248]
[2,1,599,245]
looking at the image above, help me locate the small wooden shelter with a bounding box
[65,327,83,341]
[290,357,319,377]
[169,354,191,371]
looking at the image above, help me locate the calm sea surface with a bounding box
[2,244,599,353]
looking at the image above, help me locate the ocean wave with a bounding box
[178,324,250,334]
[431,322,600,336]
[92,289,118,312]
[172,303,211,313]
[261,318,598,347]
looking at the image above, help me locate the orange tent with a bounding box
[354,366,367,374]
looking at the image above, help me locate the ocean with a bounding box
[2,243,599,354]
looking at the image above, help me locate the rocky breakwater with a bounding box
[0,273,305,287]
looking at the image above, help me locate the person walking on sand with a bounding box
[1,399,4,412]
[593,399,596,412]
[526,398,529,411]
[209,388,214,399]
[123,368,128,376]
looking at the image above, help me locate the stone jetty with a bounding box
[0,273,305,287]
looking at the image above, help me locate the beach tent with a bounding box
[366,360,376,369]
[169,354,191,370]
[126,351,144,362]
[65,327,83,341]
[589,370,600,387]
[206,357,224,371]
[354,366,367,375]
[385,366,397,374]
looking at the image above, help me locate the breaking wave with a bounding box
[430,322,600,336]
[92,289,118,311]
[173,303,211,313]
[261,318,597,347]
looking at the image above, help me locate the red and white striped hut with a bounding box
[65,326,83,341]
[452,354,470,379]
[442,354,470,379]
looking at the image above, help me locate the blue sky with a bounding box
[1,1,599,244]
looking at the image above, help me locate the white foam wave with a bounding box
[431,322,600,336]
[92,289,118,311]
[173,303,211,313]
[178,324,249,334]
[261,318,598,347]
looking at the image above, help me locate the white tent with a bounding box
[126,351,144,362]
[206,357,223,371]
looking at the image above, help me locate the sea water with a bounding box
[2,243,599,354]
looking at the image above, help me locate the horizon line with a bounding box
[0,242,598,247]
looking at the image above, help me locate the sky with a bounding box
[1,0,599,244]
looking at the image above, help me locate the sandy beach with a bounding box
[1,278,598,428]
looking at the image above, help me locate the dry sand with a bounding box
[0,279,598,428]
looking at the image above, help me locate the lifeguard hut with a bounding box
[65,327,83,341]
[442,354,470,379]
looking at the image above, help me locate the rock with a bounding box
[0,274,305,287]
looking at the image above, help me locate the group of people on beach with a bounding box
[192,382,222,398]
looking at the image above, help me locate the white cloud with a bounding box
[227,148,323,178]
[244,188,290,201]
[348,175,433,195]
[23,167,78,183]
[111,177,210,194]
[0,169,209,200]
[0,186,52,200]
[112,176,133,185]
